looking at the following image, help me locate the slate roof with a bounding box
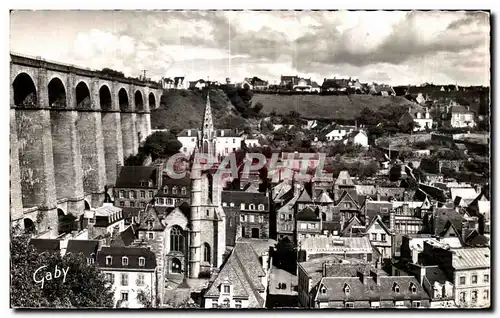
[221,190,269,209]
[138,205,166,231]
[464,230,489,247]
[110,225,138,247]
[316,275,429,302]
[434,207,466,237]
[297,206,320,221]
[452,248,490,270]
[366,215,391,235]
[96,246,157,270]
[204,242,266,307]
[296,188,313,203]
[122,207,142,223]
[29,239,60,253]
[334,170,354,186]
[65,240,100,258]
[362,200,393,220]
[115,166,158,188]
[300,236,372,253]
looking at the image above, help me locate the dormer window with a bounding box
[223,284,231,294]
[164,187,169,194]
[106,256,112,265]
[393,282,400,293]
[172,186,178,194]
[258,204,265,211]
[249,204,255,210]
[321,285,327,294]
[410,282,417,293]
[344,283,351,295]
[139,257,145,267]
[181,187,187,195]
[122,256,129,266]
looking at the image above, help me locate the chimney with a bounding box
[116,163,123,180]
[376,191,381,201]
[467,106,470,111]
[156,163,163,188]
[412,248,419,264]
[389,209,395,232]
[403,191,409,202]
[419,265,426,285]
[221,130,225,137]
[261,251,269,272]
[370,269,381,285]
[187,129,191,137]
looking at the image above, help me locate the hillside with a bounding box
[151,89,249,131]
[252,94,421,121]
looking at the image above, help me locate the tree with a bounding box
[11,234,114,308]
[273,237,297,273]
[142,131,182,161]
[58,213,77,234]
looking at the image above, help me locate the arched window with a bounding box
[344,283,351,294]
[258,204,265,211]
[203,243,211,264]
[170,226,184,252]
[171,258,182,274]
[164,186,169,194]
[181,187,187,195]
[393,282,400,293]
[172,186,178,194]
[249,204,255,210]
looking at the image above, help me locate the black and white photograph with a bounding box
[8,8,491,310]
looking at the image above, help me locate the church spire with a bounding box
[202,92,214,134]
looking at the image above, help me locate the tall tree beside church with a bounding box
[10,233,114,308]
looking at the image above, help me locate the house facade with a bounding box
[325,125,356,142]
[113,166,160,209]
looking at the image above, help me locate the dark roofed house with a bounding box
[297,207,322,240]
[114,165,159,210]
[66,239,100,264]
[29,239,61,253]
[203,241,270,308]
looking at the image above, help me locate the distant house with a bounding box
[399,108,433,131]
[174,77,186,89]
[369,83,396,96]
[189,79,207,90]
[252,78,269,90]
[343,130,369,147]
[310,81,321,93]
[442,103,476,128]
[293,78,313,92]
[238,78,253,90]
[161,77,175,89]
[325,124,356,142]
[321,78,349,93]
[280,75,300,90]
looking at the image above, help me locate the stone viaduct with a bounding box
[10,53,163,236]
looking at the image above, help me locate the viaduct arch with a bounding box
[10,53,163,235]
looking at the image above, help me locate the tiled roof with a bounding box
[96,246,157,270]
[115,166,157,188]
[464,230,489,247]
[66,240,99,258]
[452,248,490,270]
[29,239,60,253]
[297,206,320,221]
[205,242,266,307]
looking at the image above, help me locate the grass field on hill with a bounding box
[252,94,420,121]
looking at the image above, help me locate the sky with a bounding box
[10,10,490,86]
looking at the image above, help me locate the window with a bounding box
[288,214,292,220]
[410,283,417,293]
[130,201,135,207]
[460,276,466,285]
[223,298,230,308]
[130,191,136,199]
[300,223,307,229]
[344,283,350,295]
[106,256,112,265]
[140,191,145,198]
[122,257,128,266]
[166,198,173,205]
[322,213,326,221]
[137,273,145,286]
[233,138,236,143]
[164,187,169,194]
[121,273,128,286]
[472,290,478,302]
[249,204,255,210]
[484,290,489,300]
[212,303,218,308]
[141,202,146,208]
[149,191,154,198]
[321,286,327,294]
[393,283,400,293]
[171,258,182,273]
[181,187,187,195]
[172,186,178,194]
[371,302,380,309]
[206,210,210,217]
[242,227,246,237]
[343,179,347,185]
[119,190,124,198]
[459,292,466,302]
[371,233,377,241]
[235,300,242,308]
[139,257,145,267]
[148,232,154,239]
[89,217,95,224]
[259,216,264,223]
[484,274,489,283]
[121,292,128,301]
[412,301,421,308]
[258,204,265,211]
[280,214,285,220]
[249,215,255,223]
[105,273,114,284]
[223,285,231,294]
[222,202,227,207]
[170,226,184,252]
[230,202,235,207]
[381,234,386,241]
[120,201,125,207]
[472,274,477,284]
[203,243,211,264]
[240,215,246,222]
[345,302,354,308]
